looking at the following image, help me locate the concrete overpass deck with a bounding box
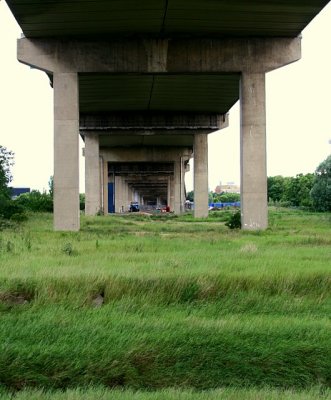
[6,0,329,38]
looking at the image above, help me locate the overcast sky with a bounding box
[1,1,330,193]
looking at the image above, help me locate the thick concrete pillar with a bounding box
[103,160,108,214]
[194,134,209,218]
[53,73,79,231]
[173,160,181,214]
[85,134,101,215]
[169,175,175,211]
[123,179,129,211]
[240,72,267,230]
[115,176,128,212]
[180,158,186,213]
[115,176,122,213]
[167,177,171,209]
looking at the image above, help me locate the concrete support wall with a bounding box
[85,134,101,215]
[240,72,267,230]
[53,73,80,231]
[194,134,209,218]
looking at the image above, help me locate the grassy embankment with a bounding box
[0,209,330,399]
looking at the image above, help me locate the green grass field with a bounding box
[0,209,330,399]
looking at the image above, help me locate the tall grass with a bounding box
[0,209,330,395]
[1,387,330,400]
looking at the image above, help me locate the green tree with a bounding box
[310,155,331,212]
[210,192,240,203]
[186,190,194,202]
[15,190,53,212]
[267,175,287,202]
[283,173,314,208]
[0,145,14,201]
[219,192,240,203]
[48,175,54,198]
[0,146,26,221]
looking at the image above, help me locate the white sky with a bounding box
[0,1,331,193]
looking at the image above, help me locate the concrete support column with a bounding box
[53,73,79,231]
[167,177,171,209]
[114,176,121,213]
[240,72,267,230]
[127,185,133,204]
[103,160,108,214]
[169,175,175,211]
[116,176,127,212]
[121,178,125,211]
[194,134,208,218]
[85,134,101,215]
[180,158,186,213]
[174,160,181,214]
[124,179,129,211]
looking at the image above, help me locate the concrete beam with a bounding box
[80,113,229,131]
[17,37,301,74]
[100,147,193,163]
[53,72,80,231]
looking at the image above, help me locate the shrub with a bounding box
[225,210,241,229]
[80,194,85,211]
[15,190,53,212]
[0,198,26,220]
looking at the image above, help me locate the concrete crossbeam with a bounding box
[17,37,301,74]
[80,113,228,131]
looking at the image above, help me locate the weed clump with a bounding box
[61,242,76,256]
[225,210,241,229]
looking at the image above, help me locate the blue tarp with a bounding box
[209,202,240,208]
[11,187,30,198]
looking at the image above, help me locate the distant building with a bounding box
[11,187,30,199]
[214,182,240,194]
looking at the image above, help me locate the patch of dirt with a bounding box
[0,292,30,305]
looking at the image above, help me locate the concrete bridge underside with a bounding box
[5,0,330,230]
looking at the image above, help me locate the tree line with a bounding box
[268,155,330,211]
